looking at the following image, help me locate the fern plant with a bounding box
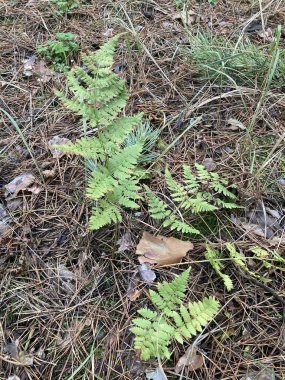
[251,246,285,272]
[205,245,233,291]
[146,163,239,235]
[54,34,155,230]
[131,268,220,360]
[226,243,270,283]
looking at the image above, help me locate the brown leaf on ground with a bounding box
[127,286,142,301]
[175,346,204,373]
[8,376,21,380]
[48,136,71,158]
[202,157,217,172]
[5,173,35,197]
[33,60,55,83]
[136,232,193,266]
[43,169,56,179]
[22,55,36,77]
[227,118,246,131]
[117,231,133,252]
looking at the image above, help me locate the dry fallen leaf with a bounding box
[33,60,54,83]
[117,231,133,252]
[146,364,168,380]
[227,118,246,131]
[257,28,273,42]
[48,136,71,158]
[5,173,35,197]
[127,286,142,301]
[175,345,204,373]
[202,157,217,172]
[136,232,193,266]
[27,184,43,195]
[43,169,56,179]
[8,376,21,380]
[22,55,36,77]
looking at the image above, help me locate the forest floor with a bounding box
[1,0,285,379]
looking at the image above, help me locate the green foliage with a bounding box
[145,185,200,235]
[55,34,157,230]
[205,245,233,291]
[131,269,220,360]
[123,120,160,163]
[226,243,270,283]
[251,246,285,271]
[146,163,239,235]
[50,0,79,14]
[204,243,284,291]
[188,32,285,87]
[56,33,128,126]
[50,0,80,14]
[37,32,79,72]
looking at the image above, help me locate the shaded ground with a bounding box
[1,0,285,379]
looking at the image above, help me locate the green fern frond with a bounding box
[251,246,285,272]
[205,245,233,291]
[146,164,239,235]
[163,216,200,234]
[144,186,171,219]
[226,243,270,282]
[215,198,240,209]
[183,165,200,193]
[88,33,126,71]
[226,243,246,267]
[195,163,211,182]
[107,143,143,180]
[165,166,188,203]
[86,167,118,200]
[145,186,199,234]
[151,268,191,311]
[89,200,122,230]
[131,269,220,360]
[181,195,218,213]
[56,34,128,127]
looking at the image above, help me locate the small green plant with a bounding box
[131,268,220,360]
[204,243,284,291]
[205,245,233,291]
[50,0,80,15]
[146,163,239,235]
[251,246,285,271]
[55,34,156,230]
[188,31,285,87]
[36,32,79,72]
